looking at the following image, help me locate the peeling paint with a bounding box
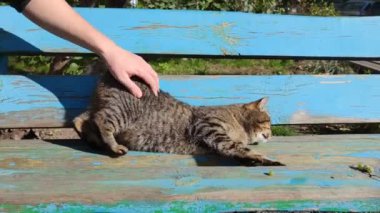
[0,137,379,211]
[126,24,198,31]
[220,48,230,56]
[212,22,240,46]
[2,75,380,127]
[2,7,380,57]
[320,80,352,84]
[26,28,41,32]
[0,158,44,169]
[1,199,380,212]
[346,151,380,159]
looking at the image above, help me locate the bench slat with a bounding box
[1,74,380,127]
[351,60,380,72]
[1,6,380,59]
[0,135,379,211]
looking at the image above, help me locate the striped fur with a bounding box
[74,72,284,166]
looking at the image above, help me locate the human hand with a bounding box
[22,0,159,97]
[101,44,159,98]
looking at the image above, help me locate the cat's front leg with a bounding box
[235,149,285,166]
[204,135,284,166]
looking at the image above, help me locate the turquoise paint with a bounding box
[0,183,15,189]
[1,75,380,126]
[346,150,380,159]
[91,162,103,166]
[0,169,33,177]
[3,199,380,212]
[0,168,22,176]
[1,7,380,59]
[99,176,380,195]
[0,75,96,114]
[289,177,307,185]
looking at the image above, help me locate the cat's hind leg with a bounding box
[94,111,128,155]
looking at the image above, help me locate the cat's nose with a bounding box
[262,133,270,139]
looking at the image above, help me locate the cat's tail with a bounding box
[73,111,91,136]
[73,111,113,152]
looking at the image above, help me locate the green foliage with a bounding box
[137,0,337,15]
[9,56,96,75]
[150,58,297,75]
[9,56,52,74]
[138,0,285,13]
[1,0,337,15]
[295,0,337,16]
[298,60,354,75]
[308,1,337,16]
[64,56,97,75]
[272,126,298,136]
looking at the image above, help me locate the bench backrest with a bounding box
[1,6,380,128]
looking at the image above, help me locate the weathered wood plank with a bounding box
[1,75,380,128]
[351,60,380,72]
[1,6,380,59]
[0,135,379,212]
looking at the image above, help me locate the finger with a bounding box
[137,68,158,96]
[147,65,160,93]
[118,74,143,98]
[138,56,159,94]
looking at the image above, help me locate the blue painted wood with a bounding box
[0,135,379,211]
[1,199,380,212]
[1,75,380,128]
[0,56,7,74]
[1,6,380,59]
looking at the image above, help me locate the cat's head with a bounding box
[242,97,272,144]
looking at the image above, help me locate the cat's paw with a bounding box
[260,158,285,166]
[110,144,128,155]
[238,157,285,167]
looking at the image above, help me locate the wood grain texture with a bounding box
[351,60,380,72]
[1,75,380,128]
[0,135,379,212]
[1,6,380,59]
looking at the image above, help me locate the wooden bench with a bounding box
[1,6,380,212]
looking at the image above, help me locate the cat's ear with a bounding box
[256,97,269,111]
[243,97,268,112]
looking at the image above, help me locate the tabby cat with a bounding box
[74,72,284,166]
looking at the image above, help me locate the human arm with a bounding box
[20,0,159,97]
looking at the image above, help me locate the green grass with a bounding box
[8,56,96,75]
[150,58,297,75]
[8,57,298,75]
[272,126,299,136]
[9,56,354,76]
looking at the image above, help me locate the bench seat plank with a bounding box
[1,75,380,127]
[1,6,380,59]
[0,135,379,212]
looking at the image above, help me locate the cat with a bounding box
[74,72,284,166]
